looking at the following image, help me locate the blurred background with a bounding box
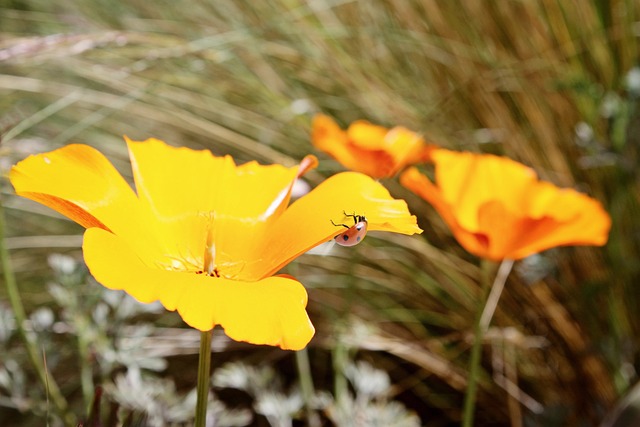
[1,1,639,426]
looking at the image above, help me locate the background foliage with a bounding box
[1,1,639,426]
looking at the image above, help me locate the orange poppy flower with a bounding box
[400,149,610,261]
[10,138,422,350]
[311,114,434,178]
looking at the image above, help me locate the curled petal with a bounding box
[83,227,315,350]
[248,171,422,279]
[9,144,139,232]
[10,144,173,265]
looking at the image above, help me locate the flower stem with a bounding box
[462,259,514,427]
[0,196,75,425]
[332,340,349,414]
[195,330,212,427]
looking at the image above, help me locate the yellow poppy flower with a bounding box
[400,149,610,261]
[10,138,421,350]
[311,114,434,178]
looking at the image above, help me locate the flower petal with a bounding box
[502,183,610,256]
[248,171,422,279]
[427,150,612,254]
[82,227,314,350]
[312,115,395,177]
[126,138,318,268]
[312,114,434,178]
[401,166,490,255]
[401,154,611,261]
[126,137,315,221]
[350,122,433,165]
[9,144,141,234]
[383,127,435,168]
[430,149,537,231]
[347,120,389,149]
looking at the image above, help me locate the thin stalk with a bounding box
[77,317,95,412]
[462,259,514,427]
[333,261,357,413]
[295,348,321,427]
[479,259,515,333]
[332,338,349,416]
[0,197,75,425]
[195,330,212,427]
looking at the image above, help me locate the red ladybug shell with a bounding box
[332,213,368,247]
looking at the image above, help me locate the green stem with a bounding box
[0,196,75,425]
[77,317,94,411]
[332,340,349,414]
[195,330,212,427]
[295,348,321,427]
[462,259,514,427]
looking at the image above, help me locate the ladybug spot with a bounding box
[356,236,361,242]
[342,235,349,241]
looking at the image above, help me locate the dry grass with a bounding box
[1,1,639,425]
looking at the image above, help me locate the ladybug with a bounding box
[331,211,368,247]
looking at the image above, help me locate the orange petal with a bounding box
[9,144,142,235]
[507,183,610,256]
[312,114,348,151]
[400,166,490,256]
[430,149,538,231]
[249,171,422,279]
[349,124,433,176]
[401,155,611,260]
[384,127,436,166]
[473,201,559,260]
[346,120,389,149]
[428,150,612,257]
[312,114,395,177]
[82,227,314,350]
[350,122,432,162]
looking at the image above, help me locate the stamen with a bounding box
[204,240,216,276]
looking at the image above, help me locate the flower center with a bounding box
[201,222,245,279]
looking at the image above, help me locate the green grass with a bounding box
[1,1,639,425]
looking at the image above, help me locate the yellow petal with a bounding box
[9,143,182,266]
[126,137,317,268]
[9,144,142,234]
[248,171,422,279]
[126,137,311,220]
[82,227,315,350]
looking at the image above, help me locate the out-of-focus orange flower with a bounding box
[400,149,611,261]
[311,114,434,178]
[10,138,421,350]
